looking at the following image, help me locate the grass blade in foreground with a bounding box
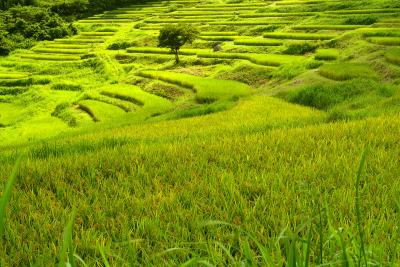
[0,157,21,238]
[58,209,77,267]
[355,148,369,267]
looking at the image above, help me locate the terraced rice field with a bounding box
[1,0,400,265]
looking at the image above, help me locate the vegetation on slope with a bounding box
[0,0,400,265]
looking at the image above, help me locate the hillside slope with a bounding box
[0,0,400,265]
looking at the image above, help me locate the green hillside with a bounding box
[0,0,400,265]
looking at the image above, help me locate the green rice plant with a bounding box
[343,16,377,25]
[293,25,362,30]
[325,8,400,14]
[366,37,400,46]
[197,52,304,66]
[42,44,91,49]
[381,18,400,23]
[95,27,119,32]
[74,35,105,40]
[240,12,315,18]
[355,148,368,267]
[0,158,21,238]
[385,48,400,65]
[100,84,172,115]
[283,42,318,55]
[215,63,274,87]
[32,48,87,54]
[51,82,83,91]
[51,103,78,127]
[126,47,209,55]
[54,39,104,44]
[201,2,267,7]
[199,36,238,41]
[264,32,337,40]
[281,78,391,110]
[79,18,132,23]
[58,210,77,267]
[0,76,50,86]
[145,19,216,23]
[359,28,400,37]
[209,21,290,26]
[138,70,251,102]
[0,87,29,95]
[201,31,238,36]
[79,32,115,37]
[314,48,339,60]
[182,6,260,11]
[0,73,29,79]
[234,39,283,46]
[276,0,332,5]
[319,63,378,81]
[84,92,135,112]
[20,54,82,61]
[78,99,126,122]
[158,11,234,16]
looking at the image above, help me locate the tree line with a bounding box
[0,0,152,56]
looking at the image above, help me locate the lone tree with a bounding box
[158,24,199,63]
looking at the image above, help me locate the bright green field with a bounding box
[1,0,400,265]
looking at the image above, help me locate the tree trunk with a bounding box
[174,50,179,63]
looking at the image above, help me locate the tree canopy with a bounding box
[158,24,199,63]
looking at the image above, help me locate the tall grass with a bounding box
[0,158,21,238]
[58,210,77,267]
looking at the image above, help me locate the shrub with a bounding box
[107,40,134,50]
[283,42,317,55]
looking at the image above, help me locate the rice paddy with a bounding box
[1,0,400,265]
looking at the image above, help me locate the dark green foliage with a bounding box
[284,42,318,55]
[0,6,76,55]
[0,0,37,10]
[158,24,199,63]
[107,40,135,50]
[283,79,394,110]
[49,0,88,20]
[0,29,13,56]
